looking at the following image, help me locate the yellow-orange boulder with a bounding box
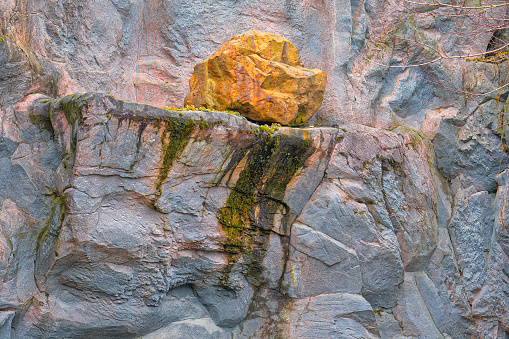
[184,30,326,126]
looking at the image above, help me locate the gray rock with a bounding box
[415,270,474,337]
[285,293,379,338]
[495,169,509,258]
[260,233,285,289]
[392,272,446,339]
[285,238,363,297]
[433,100,508,194]
[376,310,406,339]
[291,222,357,266]
[0,311,14,339]
[289,124,441,307]
[0,94,62,335]
[229,288,289,338]
[17,285,217,338]
[424,228,475,337]
[194,279,254,328]
[138,318,230,339]
[470,241,509,337]
[2,0,497,132]
[0,91,506,338]
[449,191,494,291]
[1,0,509,336]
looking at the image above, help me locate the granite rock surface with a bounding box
[0,93,502,338]
[1,0,509,338]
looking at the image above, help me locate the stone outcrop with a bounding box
[184,30,326,126]
[0,92,499,338]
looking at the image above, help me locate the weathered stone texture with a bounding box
[0,93,495,338]
[1,0,509,338]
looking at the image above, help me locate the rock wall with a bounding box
[0,92,504,338]
[1,0,509,338]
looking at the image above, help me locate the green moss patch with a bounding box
[162,105,247,120]
[289,105,307,126]
[217,135,280,258]
[36,193,67,258]
[29,113,52,131]
[155,118,197,198]
[217,134,312,265]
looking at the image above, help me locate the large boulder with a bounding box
[184,30,326,126]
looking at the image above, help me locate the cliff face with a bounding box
[0,92,504,338]
[1,0,509,338]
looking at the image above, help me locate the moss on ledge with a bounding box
[217,134,312,266]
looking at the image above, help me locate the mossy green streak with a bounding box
[156,118,196,197]
[217,134,312,264]
[36,193,66,257]
[218,135,280,257]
